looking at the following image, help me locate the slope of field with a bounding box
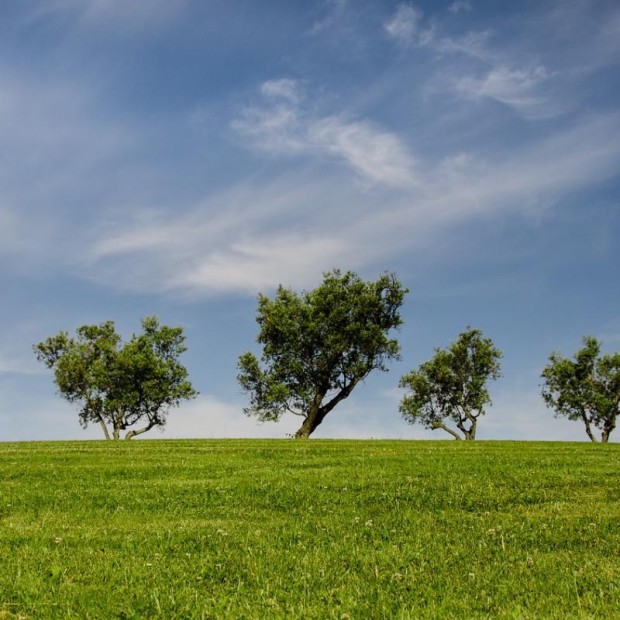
[0,440,618,619]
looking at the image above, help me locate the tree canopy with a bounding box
[541,336,620,443]
[34,316,197,439]
[399,328,502,440]
[237,269,407,438]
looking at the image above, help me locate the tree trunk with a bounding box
[293,380,359,438]
[456,410,477,440]
[294,401,326,438]
[601,418,615,443]
[581,412,597,442]
[430,420,462,440]
[96,413,111,440]
[125,421,157,440]
[464,418,477,440]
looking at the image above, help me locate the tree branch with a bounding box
[430,420,463,440]
[124,416,157,440]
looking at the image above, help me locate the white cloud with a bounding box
[310,0,348,34]
[162,395,301,438]
[87,172,364,297]
[384,4,424,45]
[88,111,620,298]
[448,1,472,15]
[383,5,558,120]
[261,79,303,104]
[308,117,417,187]
[454,65,554,118]
[232,81,418,188]
[480,385,617,442]
[174,234,349,295]
[384,3,484,53]
[431,30,493,60]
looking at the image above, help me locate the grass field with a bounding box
[0,440,618,619]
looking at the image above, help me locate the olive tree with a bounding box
[237,270,407,438]
[399,328,502,440]
[541,336,620,443]
[34,316,197,439]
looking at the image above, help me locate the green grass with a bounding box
[0,440,618,619]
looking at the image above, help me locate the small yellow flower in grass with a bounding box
[54,537,63,544]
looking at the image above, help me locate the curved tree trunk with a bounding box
[125,420,157,440]
[463,418,477,440]
[294,380,359,438]
[430,420,462,440]
[581,412,597,442]
[456,410,477,440]
[601,418,615,443]
[96,412,111,440]
[294,401,326,438]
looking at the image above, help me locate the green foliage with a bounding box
[541,336,620,443]
[0,440,619,618]
[34,316,197,439]
[399,328,502,440]
[238,270,407,437]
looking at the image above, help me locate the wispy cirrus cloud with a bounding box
[309,0,349,35]
[448,1,472,15]
[384,3,558,119]
[260,78,303,104]
[383,3,426,47]
[232,79,418,188]
[384,2,486,56]
[88,101,620,299]
[87,171,360,297]
[453,65,554,119]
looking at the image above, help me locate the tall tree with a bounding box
[238,270,407,438]
[34,316,197,439]
[541,336,620,443]
[399,328,502,440]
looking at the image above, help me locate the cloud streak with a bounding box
[232,80,418,188]
[88,103,620,298]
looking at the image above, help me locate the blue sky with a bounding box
[1,0,619,441]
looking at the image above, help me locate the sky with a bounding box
[0,0,619,442]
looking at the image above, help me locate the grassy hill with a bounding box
[0,440,618,618]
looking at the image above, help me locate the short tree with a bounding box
[34,316,197,439]
[541,336,620,443]
[237,270,407,438]
[399,328,502,440]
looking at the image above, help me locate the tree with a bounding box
[541,336,620,443]
[34,316,197,440]
[399,328,502,440]
[237,270,407,438]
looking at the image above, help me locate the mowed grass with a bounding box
[0,440,618,619]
